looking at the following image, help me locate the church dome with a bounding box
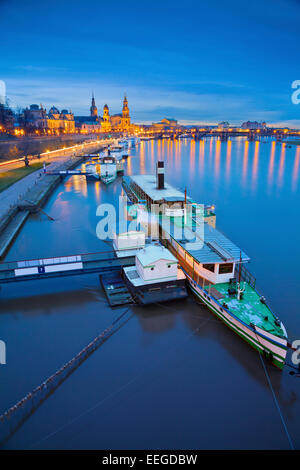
[104,104,109,109]
[49,106,59,114]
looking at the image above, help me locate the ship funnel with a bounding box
[156,161,165,190]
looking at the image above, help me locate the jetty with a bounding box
[0,250,135,285]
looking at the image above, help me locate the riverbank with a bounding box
[0,139,105,258]
[0,133,114,162]
[0,162,46,192]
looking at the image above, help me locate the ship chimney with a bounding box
[156,161,165,190]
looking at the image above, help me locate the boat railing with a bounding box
[234,264,256,289]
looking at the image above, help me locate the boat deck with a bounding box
[212,282,284,337]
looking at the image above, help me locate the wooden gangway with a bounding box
[0,250,135,285]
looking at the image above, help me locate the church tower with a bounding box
[90,93,98,118]
[101,104,111,132]
[121,95,131,130]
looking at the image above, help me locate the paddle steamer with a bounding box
[122,162,288,368]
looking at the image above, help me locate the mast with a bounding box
[238,250,242,284]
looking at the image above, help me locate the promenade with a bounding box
[0,139,108,258]
[0,139,107,219]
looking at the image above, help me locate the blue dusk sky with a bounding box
[1,0,300,127]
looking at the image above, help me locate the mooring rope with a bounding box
[259,352,295,450]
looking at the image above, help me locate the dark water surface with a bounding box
[1,137,300,449]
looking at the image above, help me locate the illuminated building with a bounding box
[121,95,131,130]
[101,104,112,132]
[23,104,75,133]
[241,121,266,130]
[152,118,178,130]
[75,94,102,133]
[90,92,98,118]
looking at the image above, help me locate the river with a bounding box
[1,137,300,449]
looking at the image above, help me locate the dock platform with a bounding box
[0,251,135,285]
[100,272,134,307]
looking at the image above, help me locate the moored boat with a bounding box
[99,154,117,184]
[85,163,100,180]
[121,163,288,368]
[123,243,187,305]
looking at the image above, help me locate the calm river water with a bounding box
[1,137,300,449]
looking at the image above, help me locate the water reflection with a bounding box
[292,147,300,192]
[215,139,221,179]
[242,140,249,185]
[140,142,145,173]
[251,141,260,191]
[225,140,232,183]
[278,143,286,189]
[190,139,196,174]
[268,141,276,190]
[199,140,205,177]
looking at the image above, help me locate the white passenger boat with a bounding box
[99,151,124,184]
[85,163,100,180]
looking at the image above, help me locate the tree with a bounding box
[0,102,15,132]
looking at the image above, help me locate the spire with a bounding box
[90,93,98,117]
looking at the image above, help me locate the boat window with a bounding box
[203,263,215,273]
[219,263,233,274]
[167,264,171,268]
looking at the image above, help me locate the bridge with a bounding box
[0,250,135,285]
[143,128,300,142]
[45,169,98,177]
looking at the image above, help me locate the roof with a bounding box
[136,244,177,266]
[164,218,250,264]
[129,174,186,202]
[75,116,99,123]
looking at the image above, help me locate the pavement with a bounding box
[0,140,106,221]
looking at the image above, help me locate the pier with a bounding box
[0,250,135,285]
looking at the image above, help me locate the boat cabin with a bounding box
[122,162,215,226]
[135,244,178,282]
[164,221,250,287]
[113,230,145,254]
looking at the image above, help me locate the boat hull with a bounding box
[123,273,187,305]
[185,271,287,369]
[100,174,117,184]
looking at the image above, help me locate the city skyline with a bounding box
[1,0,300,127]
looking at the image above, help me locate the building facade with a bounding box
[75,94,102,133]
[23,104,75,133]
[152,118,178,131]
[241,121,266,130]
[101,95,132,133]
